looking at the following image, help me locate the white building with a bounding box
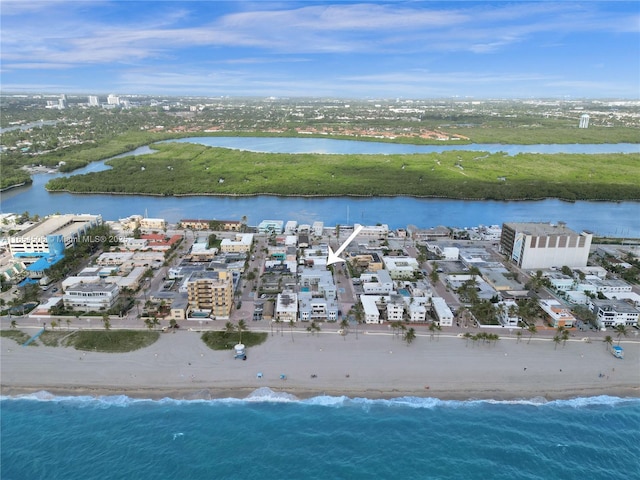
[500,222,592,270]
[96,252,134,266]
[258,220,284,234]
[382,256,420,279]
[589,299,639,329]
[298,291,339,322]
[579,114,590,129]
[312,221,324,237]
[284,221,298,235]
[497,299,521,327]
[275,290,298,323]
[406,299,427,322]
[354,223,389,239]
[360,270,394,295]
[432,297,453,327]
[384,294,404,322]
[63,282,120,312]
[360,295,383,324]
[88,95,100,106]
[107,94,120,105]
[441,247,459,260]
[9,214,102,255]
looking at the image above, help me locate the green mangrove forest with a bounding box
[45,142,640,201]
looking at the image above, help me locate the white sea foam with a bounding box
[2,390,638,409]
[244,387,299,403]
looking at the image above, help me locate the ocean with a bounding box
[1,390,638,479]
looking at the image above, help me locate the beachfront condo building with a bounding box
[275,290,298,323]
[500,222,592,270]
[63,282,120,312]
[589,299,639,329]
[186,270,233,319]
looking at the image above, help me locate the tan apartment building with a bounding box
[180,219,242,231]
[186,271,234,319]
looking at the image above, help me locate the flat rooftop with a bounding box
[20,214,100,239]
[504,222,589,236]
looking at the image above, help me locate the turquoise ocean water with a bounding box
[1,390,638,479]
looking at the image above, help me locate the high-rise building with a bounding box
[500,222,592,269]
[107,94,120,105]
[579,114,590,128]
[88,95,100,106]
[186,270,233,318]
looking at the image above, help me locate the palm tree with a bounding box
[237,319,248,344]
[224,321,236,337]
[10,320,17,329]
[306,321,321,337]
[613,324,628,346]
[553,335,561,350]
[527,324,537,344]
[289,319,296,342]
[603,335,613,351]
[102,314,111,331]
[516,330,523,344]
[433,323,442,341]
[463,332,472,346]
[561,329,570,347]
[428,322,437,341]
[404,327,416,345]
[274,317,282,336]
[66,318,71,330]
[340,319,349,340]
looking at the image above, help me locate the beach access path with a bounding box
[2,328,638,401]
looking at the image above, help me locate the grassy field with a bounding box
[46,142,640,201]
[3,330,162,352]
[201,331,268,351]
[0,330,32,345]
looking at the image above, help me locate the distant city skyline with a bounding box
[1,1,639,99]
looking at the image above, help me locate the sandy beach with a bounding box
[1,329,638,401]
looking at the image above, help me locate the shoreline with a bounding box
[2,330,638,403]
[41,187,640,203]
[2,384,639,403]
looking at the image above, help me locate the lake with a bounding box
[1,137,638,236]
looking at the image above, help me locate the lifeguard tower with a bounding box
[610,345,624,359]
[234,343,246,360]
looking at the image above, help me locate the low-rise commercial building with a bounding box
[538,299,575,328]
[589,299,639,329]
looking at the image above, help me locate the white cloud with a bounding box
[3,1,637,69]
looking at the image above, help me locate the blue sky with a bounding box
[1,1,638,98]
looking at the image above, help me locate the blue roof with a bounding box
[27,254,64,272]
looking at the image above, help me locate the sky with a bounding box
[1,0,639,99]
